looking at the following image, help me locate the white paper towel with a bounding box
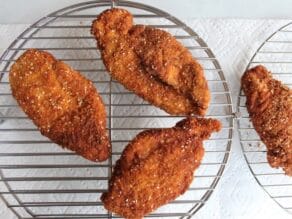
[0,19,291,219]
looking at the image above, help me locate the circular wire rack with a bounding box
[0,1,233,218]
[238,22,292,215]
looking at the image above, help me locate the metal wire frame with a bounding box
[0,1,234,218]
[237,22,292,215]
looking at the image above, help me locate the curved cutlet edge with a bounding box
[129,25,210,115]
[241,65,292,175]
[241,65,273,111]
[9,49,111,162]
[91,8,210,116]
[101,117,221,218]
[91,8,133,49]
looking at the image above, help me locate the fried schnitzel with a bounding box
[242,65,292,175]
[91,8,210,116]
[101,118,221,218]
[9,49,110,162]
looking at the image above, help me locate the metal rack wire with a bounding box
[238,22,292,215]
[0,1,233,218]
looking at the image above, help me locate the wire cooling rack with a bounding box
[238,22,292,215]
[0,1,233,218]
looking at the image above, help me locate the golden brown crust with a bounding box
[241,65,292,175]
[91,8,210,116]
[129,25,210,113]
[9,49,110,162]
[101,118,221,218]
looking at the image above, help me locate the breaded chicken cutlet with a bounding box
[91,8,210,116]
[101,118,221,218]
[9,49,110,162]
[241,65,292,175]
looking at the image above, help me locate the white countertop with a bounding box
[0,1,292,219]
[1,0,292,23]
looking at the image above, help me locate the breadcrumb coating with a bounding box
[9,49,110,162]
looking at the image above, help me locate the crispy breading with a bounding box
[241,65,292,175]
[101,118,221,218]
[91,9,210,116]
[9,49,110,162]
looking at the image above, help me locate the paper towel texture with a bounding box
[0,19,291,219]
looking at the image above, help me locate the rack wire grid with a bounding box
[0,1,234,218]
[238,22,292,215]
